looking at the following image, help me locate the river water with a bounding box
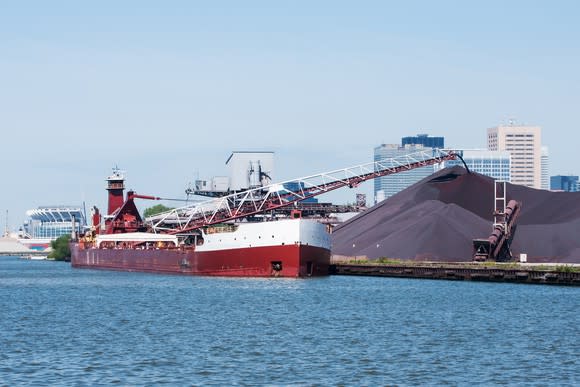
[0,256,578,385]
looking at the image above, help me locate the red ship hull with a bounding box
[70,243,330,277]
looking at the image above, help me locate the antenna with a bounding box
[185,183,193,204]
[4,210,8,237]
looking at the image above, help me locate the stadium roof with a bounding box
[25,207,85,223]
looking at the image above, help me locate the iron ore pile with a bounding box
[332,166,580,263]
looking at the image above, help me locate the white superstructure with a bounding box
[96,232,179,248]
[198,218,331,252]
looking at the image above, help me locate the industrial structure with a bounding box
[188,151,365,221]
[149,149,458,234]
[472,181,521,262]
[191,151,274,197]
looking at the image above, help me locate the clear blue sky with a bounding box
[1,1,579,228]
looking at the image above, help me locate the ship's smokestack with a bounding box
[92,206,101,234]
[106,168,125,215]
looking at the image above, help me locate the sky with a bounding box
[1,1,579,229]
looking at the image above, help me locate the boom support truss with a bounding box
[148,149,458,234]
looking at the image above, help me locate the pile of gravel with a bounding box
[332,166,580,263]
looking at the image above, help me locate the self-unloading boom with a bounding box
[148,149,459,234]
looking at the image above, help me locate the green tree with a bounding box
[48,235,71,261]
[143,204,173,218]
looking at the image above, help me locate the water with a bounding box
[0,256,578,386]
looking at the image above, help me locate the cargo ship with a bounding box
[71,150,458,277]
[70,170,331,277]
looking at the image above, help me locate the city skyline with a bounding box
[1,1,579,227]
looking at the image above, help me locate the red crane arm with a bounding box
[148,149,459,234]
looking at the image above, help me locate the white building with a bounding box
[441,149,511,181]
[541,146,549,190]
[487,124,542,189]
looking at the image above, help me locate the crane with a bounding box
[146,149,460,234]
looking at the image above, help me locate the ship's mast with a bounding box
[3,210,8,237]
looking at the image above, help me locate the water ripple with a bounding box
[1,256,579,385]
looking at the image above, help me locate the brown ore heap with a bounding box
[331,166,580,263]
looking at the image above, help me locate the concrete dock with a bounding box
[330,262,580,286]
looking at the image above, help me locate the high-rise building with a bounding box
[402,134,445,149]
[373,144,436,203]
[550,175,579,192]
[487,124,542,189]
[541,146,549,190]
[441,149,511,181]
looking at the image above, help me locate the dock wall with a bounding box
[330,263,580,286]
